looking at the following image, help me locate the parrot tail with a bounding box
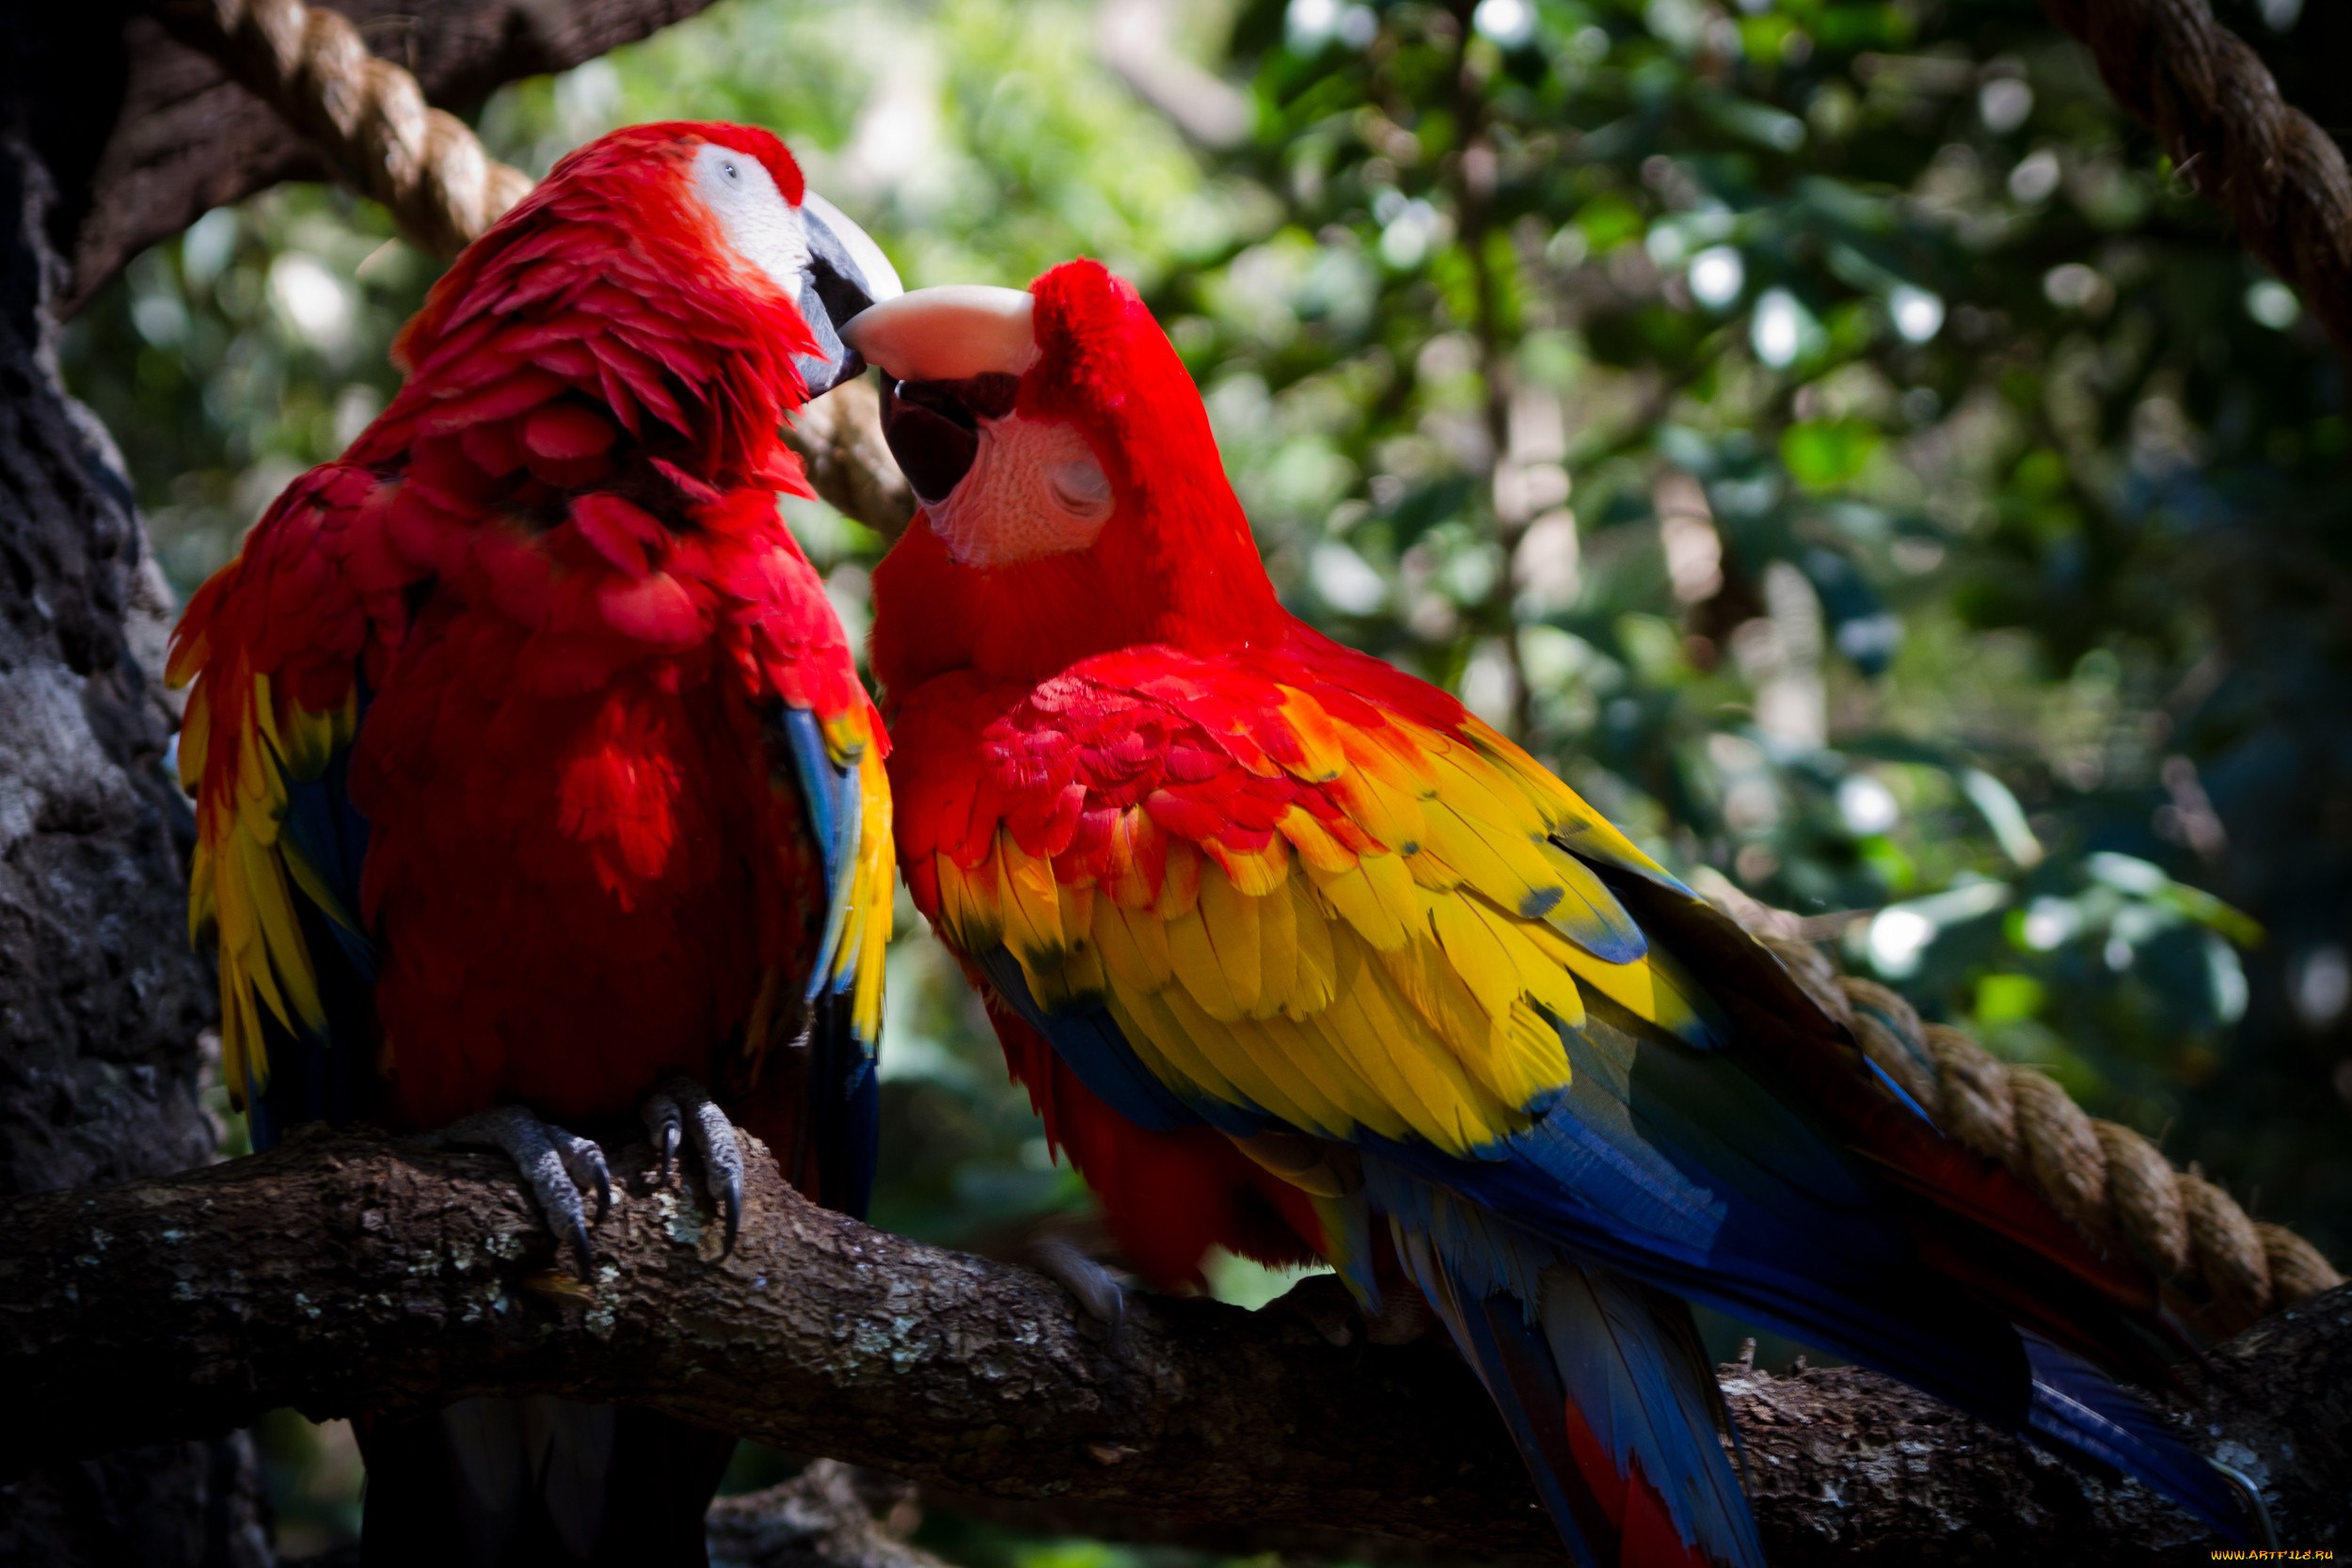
[1389,1197,1763,1568]
[358,1399,734,1566]
[2017,1334,2249,1536]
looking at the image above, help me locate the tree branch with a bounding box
[709,1462,945,1568]
[6,1132,2342,1560]
[46,0,724,313]
[782,376,914,540]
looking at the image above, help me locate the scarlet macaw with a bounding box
[850,261,2247,1564]
[170,122,897,1563]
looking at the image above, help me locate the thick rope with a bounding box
[1764,935,2343,1339]
[146,0,914,531]
[2038,0,2352,359]
[153,0,533,258]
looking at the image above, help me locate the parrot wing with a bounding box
[892,627,2243,1548]
[168,463,389,1147]
[711,490,892,1217]
[760,697,892,1214]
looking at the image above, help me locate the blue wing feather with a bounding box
[281,742,376,983]
[2022,1334,2246,1534]
[975,947,1199,1133]
[996,925,2246,1542]
[779,705,864,1006]
[774,704,881,1214]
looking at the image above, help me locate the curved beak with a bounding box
[791,191,904,399]
[840,285,1038,504]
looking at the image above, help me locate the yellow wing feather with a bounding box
[963,680,1708,1164]
[845,740,896,1046]
[178,665,358,1109]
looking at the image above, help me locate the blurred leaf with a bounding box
[1780,419,1882,489]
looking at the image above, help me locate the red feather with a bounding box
[990,1005,1320,1288]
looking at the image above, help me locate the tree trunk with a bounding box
[0,93,270,1568]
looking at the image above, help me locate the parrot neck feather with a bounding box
[872,464,1285,693]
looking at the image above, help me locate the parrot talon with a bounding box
[1023,1234,1129,1337]
[427,1105,605,1278]
[643,1077,744,1255]
[643,1096,683,1184]
[550,1126,613,1219]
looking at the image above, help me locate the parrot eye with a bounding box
[1047,455,1113,521]
[691,142,814,297]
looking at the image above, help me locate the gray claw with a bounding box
[1025,1233,1128,1336]
[643,1077,743,1254]
[643,1095,682,1183]
[550,1126,612,1218]
[429,1105,604,1277]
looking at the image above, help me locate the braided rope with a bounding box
[2038,0,2352,358]
[1764,936,2343,1338]
[155,0,532,258]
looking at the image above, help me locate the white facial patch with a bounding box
[928,412,1116,568]
[691,141,809,299]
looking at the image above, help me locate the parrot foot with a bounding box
[428,1106,611,1278]
[642,1076,743,1254]
[1022,1229,1128,1337]
[1273,1272,1435,1348]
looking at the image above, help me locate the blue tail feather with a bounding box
[1384,1175,1764,1568]
[2023,1335,2248,1539]
[1391,1226,1610,1568]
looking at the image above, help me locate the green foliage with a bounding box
[57,0,2352,1551]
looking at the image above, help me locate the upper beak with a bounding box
[839,285,1041,504]
[791,191,903,399]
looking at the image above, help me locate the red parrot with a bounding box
[851,261,2249,1565]
[169,122,898,1564]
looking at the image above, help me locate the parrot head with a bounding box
[856,260,1285,692]
[394,119,900,409]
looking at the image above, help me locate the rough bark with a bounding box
[0,33,270,1559]
[708,1463,944,1568]
[4,1131,2342,1562]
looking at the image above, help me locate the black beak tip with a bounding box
[794,265,889,400]
[793,316,866,401]
[800,350,866,400]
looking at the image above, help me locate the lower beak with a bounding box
[877,372,1022,505]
